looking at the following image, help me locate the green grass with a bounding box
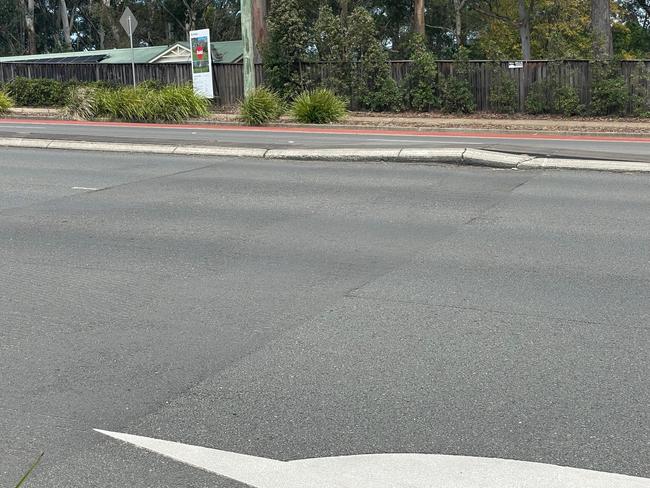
[14,452,43,488]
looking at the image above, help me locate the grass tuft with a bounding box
[239,87,284,125]
[291,89,347,124]
[64,86,98,120]
[14,452,43,488]
[0,91,13,113]
[91,85,208,122]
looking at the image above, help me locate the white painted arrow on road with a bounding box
[95,429,650,488]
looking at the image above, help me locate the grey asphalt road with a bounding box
[1,148,650,487]
[2,119,650,162]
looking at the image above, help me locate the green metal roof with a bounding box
[0,41,243,64]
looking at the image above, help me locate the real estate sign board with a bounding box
[189,29,214,99]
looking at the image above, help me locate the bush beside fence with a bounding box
[1,60,648,114]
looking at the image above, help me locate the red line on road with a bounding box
[2,118,650,143]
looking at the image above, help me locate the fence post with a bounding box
[519,62,526,112]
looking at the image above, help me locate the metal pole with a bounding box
[240,0,256,95]
[129,17,136,88]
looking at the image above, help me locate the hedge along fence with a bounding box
[1,59,649,112]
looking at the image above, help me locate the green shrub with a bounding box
[590,77,628,116]
[146,85,209,122]
[630,63,650,117]
[589,62,629,116]
[524,80,552,114]
[359,73,402,112]
[440,47,475,114]
[263,0,310,99]
[95,87,146,121]
[5,77,67,107]
[440,77,475,114]
[631,93,650,117]
[292,88,346,123]
[240,87,284,125]
[64,85,97,120]
[138,79,166,91]
[402,34,439,112]
[554,86,584,116]
[489,67,518,113]
[93,85,208,122]
[0,91,13,113]
[349,8,401,111]
[313,5,349,96]
[93,80,121,91]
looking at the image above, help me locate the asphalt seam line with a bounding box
[2,137,650,173]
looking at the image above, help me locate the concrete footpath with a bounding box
[2,136,650,173]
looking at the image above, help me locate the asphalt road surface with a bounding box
[1,148,650,487]
[2,118,650,162]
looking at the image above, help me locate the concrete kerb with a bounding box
[173,146,267,158]
[461,148,534,168]
[2,137,650,173]
[47,140,177,154]
[398,147,465,164]
[265,148,401,161]
[0,137,53,148]
[518,157,650,173]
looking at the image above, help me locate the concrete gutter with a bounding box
[2,137,650,173]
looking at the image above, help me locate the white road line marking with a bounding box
[71,187,99,191]
[95,429,650,488]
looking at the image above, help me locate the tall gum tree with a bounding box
[592,0,613,57]
[518,0,532,59]
[413,0,425,37]
[24,0,36,53]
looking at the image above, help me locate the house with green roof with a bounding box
[0,40,243,64]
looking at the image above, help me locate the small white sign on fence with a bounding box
[508,61,524,69]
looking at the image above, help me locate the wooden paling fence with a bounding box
[0,59,648,112]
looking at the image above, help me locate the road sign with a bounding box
[120,8,138,87]
[120,7,138,36]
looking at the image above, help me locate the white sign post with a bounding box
[189,29,214,99]
[119,7,138,88]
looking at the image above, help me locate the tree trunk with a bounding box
[453,0,463,45]
[591,0,613,58]
[518,0,531,60]
[252,0,267,61]
[413,0,425,37]
[338,0,349,20]
[99,0,121,47]
[60,0,73,50]
[24,0,36,54]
